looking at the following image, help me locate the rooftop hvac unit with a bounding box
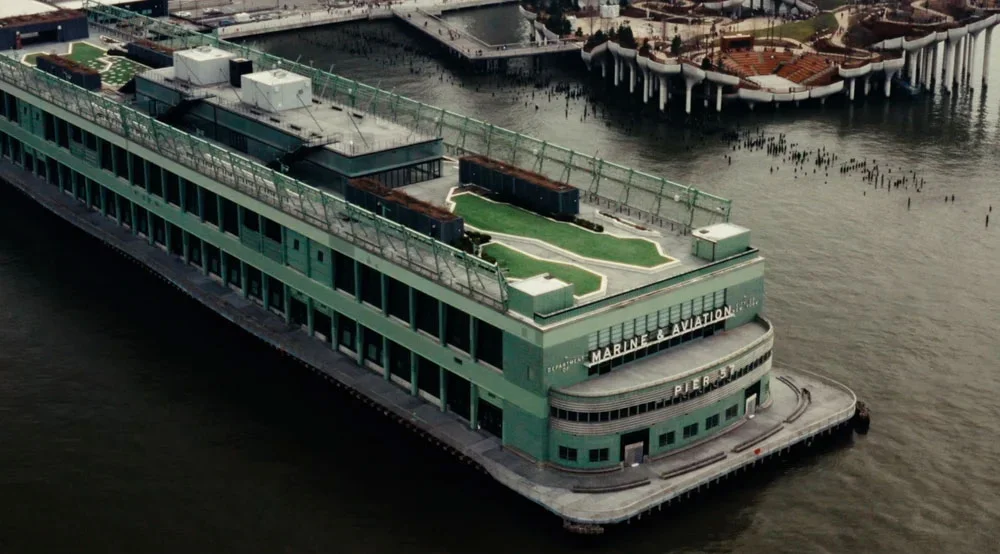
[173,46,236,86]
[241,69,312,113]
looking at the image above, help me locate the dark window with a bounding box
[317,251,324,263]
[725,405,738,420]
[334,251,356,295]
[242,207,260,232]
[444,303,470,352]
[262,217,282,243]
[293,239,300,251]
[221,197,239,234]
[388,340,411,382]
[359,264,382,309]
[414,289,439,337]
[658,431,675,447]
[558,446,578,462]
[362,326,382,366]
[476,318,503,368]
[445,370,471,421]
[706,414,720,430]
[683,423,698,439]
[165,171,181,206]
[416,356,440,398]
[588,448,609,463]
[337,314,357,350]
[386,276,410,322]
[289,296,307,327]
[202,190,219,225]
[183,180,199,214]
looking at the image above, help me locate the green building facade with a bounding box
[0,19,772,474]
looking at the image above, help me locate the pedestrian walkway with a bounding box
[393,8,581,61]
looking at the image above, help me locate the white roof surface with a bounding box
[694,223,749,243]
[54,0,137,9]
[511,275,570,296]
[243,69,310,87]
[0,0,57,19]
[175,46,234,62]
[243,69,309,86]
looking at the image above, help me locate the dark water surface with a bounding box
[2,6,999,553]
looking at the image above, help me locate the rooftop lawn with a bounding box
[751,13,838,43]
[452,193,671,268]
[482,243,602,296]
[22,42,147,87]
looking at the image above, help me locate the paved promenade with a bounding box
[393,8,581,61]
[214,0,520,39]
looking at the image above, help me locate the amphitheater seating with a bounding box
[774,54,833,84]
[722,49,799,79]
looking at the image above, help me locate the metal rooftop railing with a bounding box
[82,0,733,232]
[0,51,509,310]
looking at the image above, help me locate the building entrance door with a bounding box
[624,442,644,467]
[745,394,758,419]
[619,428,649,466]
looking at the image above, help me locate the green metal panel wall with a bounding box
[538,335,590,391]
[502,401,548,460]
[284,228,310,274]
[724,276,765,329]
[501,333,544,395]
[308,238,333,285]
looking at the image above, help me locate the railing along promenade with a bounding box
[393,8,581,60]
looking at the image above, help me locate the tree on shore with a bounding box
[670,34,682,55]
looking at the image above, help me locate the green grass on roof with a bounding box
[751,13,838,43]
[66,42,107,65]
[482,243,602,296]
[23,42,148,86]
[452,193,671,268]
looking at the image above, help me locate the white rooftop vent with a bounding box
[241,69,312,113]
[173,46,236,86]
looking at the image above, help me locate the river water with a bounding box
[2,6,999,553]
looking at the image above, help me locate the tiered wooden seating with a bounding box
[774,54,833,84]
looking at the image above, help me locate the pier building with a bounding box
[0,0,859,532]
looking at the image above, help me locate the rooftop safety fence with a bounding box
[83,0,732,233]
[0,48,508,310]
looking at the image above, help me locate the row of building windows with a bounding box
[588,319,727,376]
[553,350,772,423]
[557,446,611,463]
[0,125,510,439]
[588,291,727,350]
[0,94,506,372]
[659,402,740,447]
[555,399,745,465]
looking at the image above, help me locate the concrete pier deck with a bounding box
[211,0,521,39]
[0,161,859,531]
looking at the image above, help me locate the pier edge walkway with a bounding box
[392,7,581,63]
